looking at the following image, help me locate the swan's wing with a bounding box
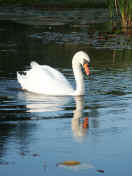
[17,61,73,95]
[30,61,68,81]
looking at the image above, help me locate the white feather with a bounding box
[17,51,90,96]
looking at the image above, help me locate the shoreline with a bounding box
[0,0,107,9]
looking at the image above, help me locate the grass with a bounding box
[108,0,132,27]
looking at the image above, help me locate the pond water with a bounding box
[0,7,132,176]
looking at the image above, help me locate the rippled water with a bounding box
[0,8,132,176]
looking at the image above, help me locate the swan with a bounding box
[17,51,90,96]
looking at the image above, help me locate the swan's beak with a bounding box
[83,63,90,76]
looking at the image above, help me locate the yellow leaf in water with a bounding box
[58,160,80,166]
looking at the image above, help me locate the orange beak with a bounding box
[83,63,90,76]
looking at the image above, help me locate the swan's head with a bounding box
[72,51,90,75]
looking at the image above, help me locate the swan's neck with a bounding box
[72,63,85,96]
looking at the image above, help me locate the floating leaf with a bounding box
[57,160,80,166]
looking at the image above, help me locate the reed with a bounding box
[108,0,132,27]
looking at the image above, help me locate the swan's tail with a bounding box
[17,72,27,89]
[17,72,22,84]
[30,61,40,69]
[17,61,40,90]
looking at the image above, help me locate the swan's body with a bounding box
[17,51,90,96]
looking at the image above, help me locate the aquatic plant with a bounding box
[108,0,132,27]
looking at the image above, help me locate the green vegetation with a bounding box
[0,0,107,8]
[1,0,131,30]
[108,0,132,27]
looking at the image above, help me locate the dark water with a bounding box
[0,8,132,176]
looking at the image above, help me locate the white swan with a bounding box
[17,51,90,96]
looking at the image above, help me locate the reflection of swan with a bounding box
[17,91,72,117]
[72,96,88,142]
[17,51,90,96]
[18,91,88,141]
